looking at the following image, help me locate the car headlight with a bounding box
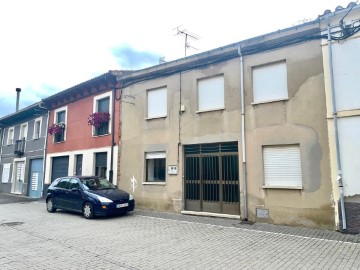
[95,195,113,203]
[129,194,134,200]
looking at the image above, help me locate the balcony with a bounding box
[14,138,25,156]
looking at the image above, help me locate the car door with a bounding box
[67,178,83,212]
[53,178,70,209]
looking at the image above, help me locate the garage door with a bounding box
[51,156,69,181]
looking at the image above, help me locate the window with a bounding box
[146,152,166,182]
[54,108,66,143]
[7,127,14,145]
[262,145,302,188]
[55,178,70,189]
[19,123,28,140]
[33,117,42,139]
[95,97,110,136]
[95,152,107,178]
[147,87,167,119]
[1,164,11,183]
[253,61,288,104]
[198,75,224,112]
[93,92,112,136]
[69,178,80,190]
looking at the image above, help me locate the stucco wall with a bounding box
[119,31,334,229]
[244,40,333,229]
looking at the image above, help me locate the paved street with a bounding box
[1,198,360,270]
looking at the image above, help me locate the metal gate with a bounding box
[184,142,240,215]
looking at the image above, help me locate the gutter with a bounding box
[327,23,347,232]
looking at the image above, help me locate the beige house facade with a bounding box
[320,3,360,233]
[118,21,335,229]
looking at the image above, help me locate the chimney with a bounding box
[16,88,21,112]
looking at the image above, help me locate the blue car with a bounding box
[46,176,135,219]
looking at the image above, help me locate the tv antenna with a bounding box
[174,26,199,57]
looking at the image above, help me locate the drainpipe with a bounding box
[327,23,347,232]
[238,46,248,221]
[109,84,116,184]
[42,109,50,197]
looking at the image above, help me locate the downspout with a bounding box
[0,124,5,167]
[42,109,50,197]
[238,46,248,221]
[109,84,116,184]
[327,23,347,232]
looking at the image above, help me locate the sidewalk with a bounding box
[134,208,360,243]
[0,192,43,205]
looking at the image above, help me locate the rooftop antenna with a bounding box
[174,26,199,57]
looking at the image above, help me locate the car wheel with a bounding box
[46,198,56,213]
[83,202,94,219]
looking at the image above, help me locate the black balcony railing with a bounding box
[14,138,25,156]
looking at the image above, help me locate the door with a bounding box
[28,159,43,198]
[184,142,240,215]
[95,152,107,178]
[75,154,83,176]
[67,178,83,211]
[11,161,25,194]
[51,156,69,181]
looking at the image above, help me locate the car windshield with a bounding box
[81,178,116,190]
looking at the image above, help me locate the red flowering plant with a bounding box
[48,122,66,135]
[87,112,110,128]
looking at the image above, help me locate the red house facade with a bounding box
[42,71,122,191]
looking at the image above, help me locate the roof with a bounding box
[42,70,131,107]
[318,2,359,18]
[0,102,47,126]
[118,21,321,88]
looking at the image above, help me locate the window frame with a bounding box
[145,152,166,183]
[146,87,167,120]
[7,127,15,145]
[53,106,67,143]
[262,144,303,189]
[19,122,28,140]
[197,75,225,113]
[252,61,288,105]
[93,92,112,136]
[33,117,42,140]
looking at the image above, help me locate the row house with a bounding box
[41,71,122,192]
[117,20,334,229]
[320,3,360,233]
[0,93,48,198]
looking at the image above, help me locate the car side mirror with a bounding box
[71,188,80,192]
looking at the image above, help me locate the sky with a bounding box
[0,0,354,117]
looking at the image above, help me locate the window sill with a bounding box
[196,107,225,114]
[92,133,110,138]
[142,182,166,186]
[251,98,288,106]
[262,185,302,190]
[145,116,167,120]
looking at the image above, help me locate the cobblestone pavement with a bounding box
[0,201,360,270]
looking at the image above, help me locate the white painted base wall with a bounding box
[45,146,118,184]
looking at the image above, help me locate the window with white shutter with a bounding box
[262,145,302,188]
[253,61,288,104]
[2,164,11,183]
[147,87,167,119]
[198,75,224,112]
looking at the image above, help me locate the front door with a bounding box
[184,142,240,215]
[28,158,43,198]
[11,161,25,194]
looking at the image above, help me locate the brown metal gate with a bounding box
[184,142,240,215]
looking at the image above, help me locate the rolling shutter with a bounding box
[263,145,302,187]
[51,156,69,181]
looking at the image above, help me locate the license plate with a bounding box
[116,203,128,208]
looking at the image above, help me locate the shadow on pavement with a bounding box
[0,192,43,204]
